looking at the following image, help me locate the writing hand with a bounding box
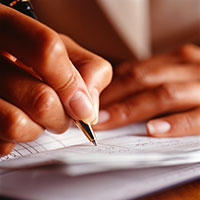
[0,4,112,155]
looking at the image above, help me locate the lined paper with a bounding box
[1,123,200,175]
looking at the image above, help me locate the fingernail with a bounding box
[69,91,94,122]
[98,110,110,124]
[147,120,171,135]
[90,88,99,125]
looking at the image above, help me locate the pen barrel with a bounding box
[75,121,97,142]
[0,0,37,19]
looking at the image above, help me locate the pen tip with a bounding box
[92,140,97,146]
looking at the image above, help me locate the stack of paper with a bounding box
[1,123,200,200]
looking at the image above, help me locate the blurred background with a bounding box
[32,0,200,64]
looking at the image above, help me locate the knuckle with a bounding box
[32,84,57,119]
[35,30,65,67]
[121,103,132,121]
[4,110,27,141]
[97,58,113,83]
[83,55,113,92]
[111,102,132,122]
[43,33,64,58]
[155,84,179,105]
[55,70,76,91]
[179,114,193,131]
[179,44,196,58]
[131,67,149,86]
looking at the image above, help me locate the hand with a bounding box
[0,4,112,155]
[95,44,200,137]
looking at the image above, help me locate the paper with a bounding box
[1,123,200,175]
[1,123,146,163]
[1,123,200,200]
[1,158,200,200]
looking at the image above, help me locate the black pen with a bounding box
[0,0,97,146]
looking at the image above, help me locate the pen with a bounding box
[0,0,97,146]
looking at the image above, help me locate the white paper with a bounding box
[0,124,200,175]
[1,123,200,200]
[1,162,200,200]
[1,123,200,175]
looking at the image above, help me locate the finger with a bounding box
[179,44,200,64]
[0,56,71,133]
[100,57,189,107]
[60,34,113,123]
[100,45,200,108]
[115,52,181,76]
[146,107,200,137]
[0,140,15,156]
[0,5,95,123]
[60,34,112,94]
[0,98,43,143]
[95,82,200,130]
[101,62,200,108]
[131,63,200,86]
[100,74,144,108]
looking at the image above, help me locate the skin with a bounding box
[1,5,199,155]
[0,4,112,155]
[95,44,200,138]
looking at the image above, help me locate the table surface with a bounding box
[138,179,200,200]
